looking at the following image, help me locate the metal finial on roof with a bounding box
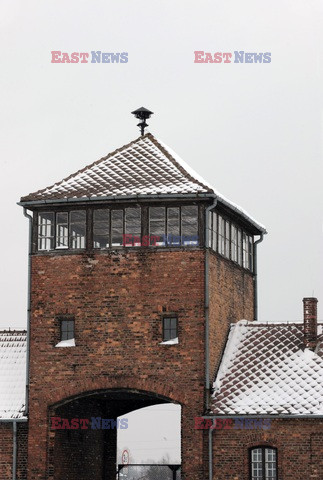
[131,107,154,136]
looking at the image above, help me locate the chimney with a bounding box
[303,297,318,350]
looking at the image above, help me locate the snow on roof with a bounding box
[20,133,266,233]
[212,321,323,416]
[0,331,27,420]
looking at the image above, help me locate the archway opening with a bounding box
[50,389,181,480]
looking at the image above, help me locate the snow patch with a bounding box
[55,338,75,348]
[159,337,179,345]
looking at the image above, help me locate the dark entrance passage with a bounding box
[50,389,179,480]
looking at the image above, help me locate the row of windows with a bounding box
[59,316,178,343]
[38,206,199,251]
[207,211,254,271]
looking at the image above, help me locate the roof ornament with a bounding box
[131,107,154,136]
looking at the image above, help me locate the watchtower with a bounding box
[19,119,265,480]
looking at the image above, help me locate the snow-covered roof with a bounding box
[212,320,323,416]
[0,331,27,420]
[20,133,266,233]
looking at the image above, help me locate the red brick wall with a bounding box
[0,422,28,480]
[208,251,254,380]
[212,418,323,480]
[0,423,12,479]
[28,249,207,480]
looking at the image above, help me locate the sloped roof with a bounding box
[0,331,27,419]
[211,321,323,416]
[20,133,266,233]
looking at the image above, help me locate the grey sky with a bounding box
[1,0,322,463]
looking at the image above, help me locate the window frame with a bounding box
[58,316,75,342]
[249,446,277,480]
[36,203,201,252]
[162,316,178,342]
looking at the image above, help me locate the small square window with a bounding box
[163,317,178,341]
[60,318,75,341]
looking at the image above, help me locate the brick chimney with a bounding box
[303,297,318,350]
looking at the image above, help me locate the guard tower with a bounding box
[19,112,265,480]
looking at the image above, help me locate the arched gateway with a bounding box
[19,124,264,480]
[47,389,180,480]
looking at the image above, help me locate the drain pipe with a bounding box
[253,234,264,321]
[205,196,218,412]
[12,420,17,480]
[23,208,33,416]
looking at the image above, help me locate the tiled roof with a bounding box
[0,331,27,419]
[211,321,323,416]
[20,133,266,233]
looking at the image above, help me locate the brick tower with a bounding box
[19,128,265,480]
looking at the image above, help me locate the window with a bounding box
[243,233,253,271]
[181,206,198,245]
[70,211,86,249]
[250,447,277,480]
[163,317,178,341]
[224,220,230,258]
[93,209,110,248]
[38,212,54,250]
[167,207,180,246]
[149,207,166,246]
[208,210,254,270]
[125,207,141,246]
[111,210,123,247]
[237,229,242,266]
[38,211,86,251]
[56,213,68,249]
[60,318,75,341]
[218,215,225,255]
[230,224,238,262]
[212,211,217,251]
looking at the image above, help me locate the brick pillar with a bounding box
[303,297,318,350]
[104,426,117,480]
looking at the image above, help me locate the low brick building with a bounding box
[0,331,28,480]
[0,124,322,479]
[206,298,323,480]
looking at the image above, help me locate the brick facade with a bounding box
[0,422,28,480]
[212,418,323,480]
[26,245,255,480]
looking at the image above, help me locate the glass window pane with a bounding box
[167,208,180,246]
[212,212,217,251]
[70,210,86,249]
[207,211,212,248]
[125,208,141,246]
[149,207,165,246]
[56,212,68,249]
[111,210,124,247]
[38,212,54,250]
[61,319,74,341]
[237,229,242,266]
[181,206,198,245]
[231,225,238,262]
[225,220,230,258]
[163,317,178,341]
[218,216,225,255]
[93,209,110,248]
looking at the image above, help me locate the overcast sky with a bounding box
[1,0,322,464]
